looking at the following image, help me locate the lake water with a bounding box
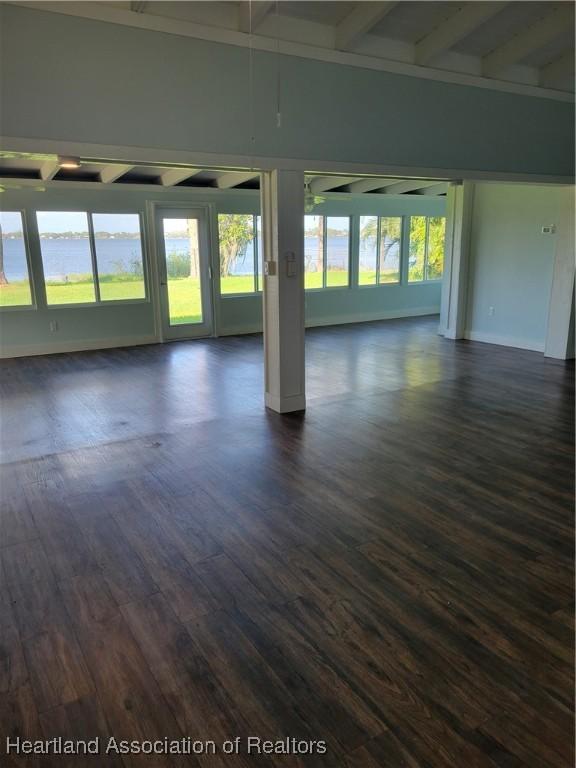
[1,234,386,282]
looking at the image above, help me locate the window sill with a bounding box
[220,292,261,298]
[357,282,401,288]
[44,299,150,309]
[0,304,37,312]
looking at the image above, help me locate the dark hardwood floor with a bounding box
[0,316,574,767]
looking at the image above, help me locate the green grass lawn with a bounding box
[0,269,393,323]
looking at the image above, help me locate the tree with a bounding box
[187,218,199,279]
[380,217,401,271]
[0,222,7,286]
[315,217,323,273]
[305,216,323,273]
[409,216,427,281]
[360,217,377,244]
[426,217,446,279]
[218,214,253,277]
[360,217,401,277]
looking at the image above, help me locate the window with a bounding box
[408,216,446,282]
[218,214,259,294]
[37,212,96,304]
[379,217,401,284]
[37,211,146,305]
[358,216,378,285]
[0,211,33,307]
[92,214,145,300]
[358,215,401,285]
[326,217,350,288]
[304,215,324,290]
[256,216,263,291]
[162,217,203,325]
[427,217,446,280]
[305,215,350,290]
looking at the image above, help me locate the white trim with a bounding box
[415,3,507,66]
[2,137,573,186]
[336,2,398,52]
[0,334,159,359]
[265,392,306,413]
[483,6,573,79]
[463,330,545,353]
[5,1,572,103]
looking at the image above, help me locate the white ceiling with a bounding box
[92,0,575,93]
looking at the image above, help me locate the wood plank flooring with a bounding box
[0,316,574,767]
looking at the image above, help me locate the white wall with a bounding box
[465,183,564,352]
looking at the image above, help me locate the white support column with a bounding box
[545,187,575,360]
[260,170,306,413]
[439,181,475,339]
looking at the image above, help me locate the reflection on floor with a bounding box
[1,315,574,767]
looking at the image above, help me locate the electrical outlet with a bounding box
[488,306,495,317]
[541,225,556,235]
[49,320,59,332]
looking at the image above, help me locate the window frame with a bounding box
[407,215,445,285]
[306,214,351,291]
[218,212,260,297]
[0,209,37,312]
[357,215,403,288]
[36,209,149,309]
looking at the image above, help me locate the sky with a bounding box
[0,211,23,232]
[30,211,142,233]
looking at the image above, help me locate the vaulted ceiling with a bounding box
[108,0,574,95]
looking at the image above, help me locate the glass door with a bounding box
[155,207,213,340]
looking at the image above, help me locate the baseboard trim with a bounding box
[218,324,262,337]
[306,306,440,329]
[464,330,545,353]
[218,307,440,337]
[0,334,159,359]
[265,392,306,413]
[2,309,442,356]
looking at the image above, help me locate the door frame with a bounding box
[147,201,215,342]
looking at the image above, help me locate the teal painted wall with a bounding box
[466,183,562,352]
[0,186,445,357]
[0,4,573,177]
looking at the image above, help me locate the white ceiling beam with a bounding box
[159,168,201,187]
[8,2,572,104]
[346,178,398,194]
[309,176,363,194]
[238,1,274,34]
[483,6,573,78]
[540,50,575,89]
[215,171,260,189]
[99,164,134,183]
[336,2,398,51]
[415,182,450,196]
[416,3,508,66]
[381,180,442,195]
[39,161,59,180]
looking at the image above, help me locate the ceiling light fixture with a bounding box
[58,155,81,169]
